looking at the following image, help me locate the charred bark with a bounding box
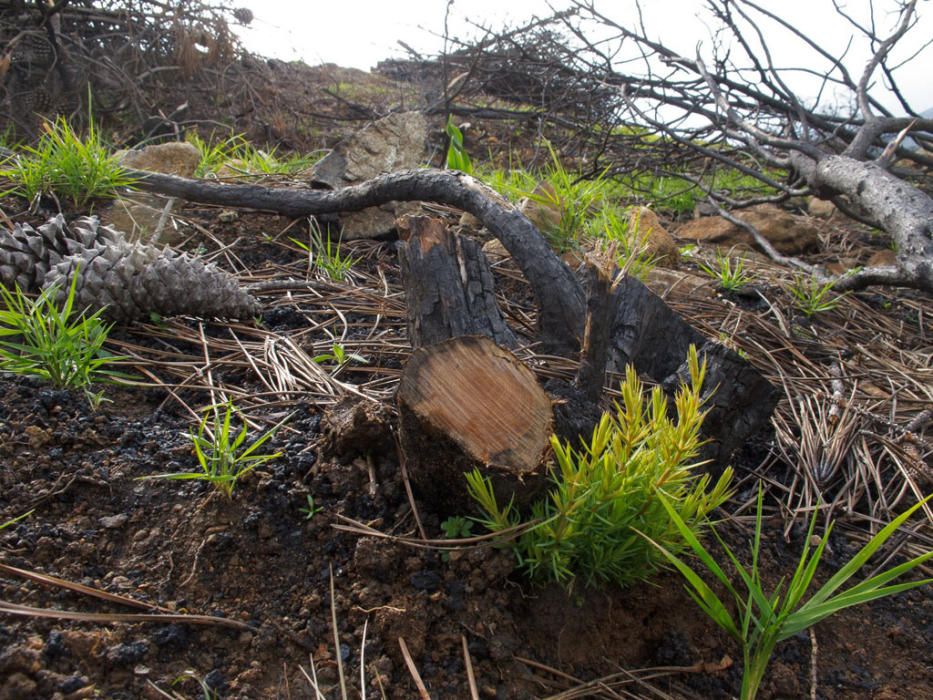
[397,216,517,349]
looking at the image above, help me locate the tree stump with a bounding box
[397,336,554,513]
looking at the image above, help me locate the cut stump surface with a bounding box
[397,336,554,513]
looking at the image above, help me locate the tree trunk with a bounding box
[397,216,517,349]
[397,336,554,513]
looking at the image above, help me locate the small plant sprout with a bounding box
[0,274,127,397]
[441,516,474,539]
[643,487,932,700]
[312,342,366,367]
[0,509,34,531]
[445,116,473,175]
[699,251,754,291]
[291,221,357,282]
[139,401,287,498]
[788,275,846,317]
[300,494,323,520]
[468,345,734,590]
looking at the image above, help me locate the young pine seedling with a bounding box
[643,486,932,700]
[0,275,127,399]
[139,401,287,498]
[467,346,734,590]
[788,275,846,317]
[699,251,754,292]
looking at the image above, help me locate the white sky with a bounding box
[234,0,932,114]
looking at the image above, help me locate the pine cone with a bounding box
[2,215,261,322]
[0,215,121,292]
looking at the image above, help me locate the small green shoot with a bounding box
[0,117,137,206]
[699,251,754,292]
[312,343,366,367]
[588,206,660,280]
[0,509,34,531]
[445,116,473,175]
[644,487,932,700]
[441,516,474,539]
[300,494,323,520]
[788,275,846,317]
[139,401,286,498]
[291,223,357,282]
[468,346,734,590]
[188,131,322,178]
[0,276,126,391]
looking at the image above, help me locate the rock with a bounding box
[105,193,177,245]
[110,142,200,245]
[627,206,679,267]
[808,197,836,218]
[116,141,200,178]
[99,514,129,529]
[310,112,428,240]
[675,204,819,255]
[644,267,715,299]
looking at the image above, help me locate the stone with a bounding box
[627,206,679,267]
[675,204,819,255]
[481,238,509,259]
[310,112,428,239]
[644,267,715,299]
[808,197,836,218]
[116,141,200,178]
[110,142,200,245]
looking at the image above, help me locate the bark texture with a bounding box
[397,217,517,349]
[790,153,933,291]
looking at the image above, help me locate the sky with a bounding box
[234,0,932,115]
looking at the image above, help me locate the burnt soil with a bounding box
[0,198,931,700]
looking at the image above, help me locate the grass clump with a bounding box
[0,276,125,392]
[467,346,734,590]
[139,401,286,498]
[647,487,932,700]
[788,275,846,317]
[188,132,321,178]
[699,251,754,291]
[291,223,358,282]
[0,117,137,206]
[587,206,660,280]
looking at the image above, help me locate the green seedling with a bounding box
[0,509,34,531]
[788,275,846,317]
[644,487,932,700]
[445,116,473,175]
[0,275,127,393]
[699,251,754,291]
[588,206,660,280]
[312,343,366,367]
[188,131,322,178]
[139,401,286,498]
[291,224,357,282]
[0,117,137,206]
[300,494,323,520]
[468,345,734,590]
[441,516,474,539]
